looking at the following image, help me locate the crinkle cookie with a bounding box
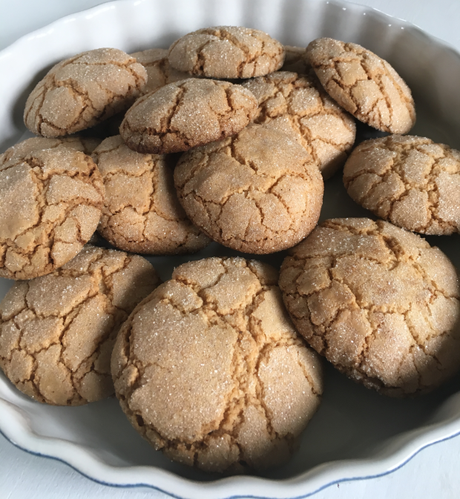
[0,144,105,280]
[24,48,148,138]
[281,46,310,74]
[0,136,101,165]
[120,78,258,154]
[306,38,416,134]
[168,26,285,79]
[131,48,191,94]
[343,135,460,235]
[0,245,161,405]
[243,71,356,179]
[92,135,210,254]
[111,257,323,473]
[174,124,324,254]
[279,218,460,397]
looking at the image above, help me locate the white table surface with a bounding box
[1,1,460,498]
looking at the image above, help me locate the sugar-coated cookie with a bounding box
[174,124,324,254]
[279,218,460,397]
[0,245,161,405]
[92,135,210,254]
[0,143,105,280]
[343,135,460,235]
[306,38,416,134]
[24,48,147,137]
[168,26,285,79]
[131,48,191,94]
[120,78,258,154]
[111,256,323,473]
[243,71,356,179]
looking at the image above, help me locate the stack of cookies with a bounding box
[0,25,459,475]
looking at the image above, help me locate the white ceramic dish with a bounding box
[0,0,459,498]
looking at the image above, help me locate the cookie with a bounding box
[0,136,101,165]
[306,38,416,134]
[243,71,356,179]
[111,256,323,473]
[131,48,191,94]
[0,143,105,280]
[343,135,460,235]
[92,135,210,254]
[281,46,310,74]
[0,245,161,405]
[24,48,148,137]
[279,218,460,397]
[174,124,324,254]
[119,78,258,154]
[168,26,285,79]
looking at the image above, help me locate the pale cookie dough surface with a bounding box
[168,26,285,79]
[111,257,323,473]
[306,38,416,134]
[243,71,356,179]
[343,135,460,235]
[279,218,460,397]
[0,245,161,406]
[24,48,147,138]
[281,46,311,74]
[0,145,105,280]
[92,135,210,254]
[174,124,324,254]
[131,48,191,94]
[120,78,258,154]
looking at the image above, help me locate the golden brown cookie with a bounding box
[24,48,147,137]
[0,136,101,165]
[119,78,258,154]
[0,245,161,405]
[243,71,356,179]
[168,26,285,79]
[174,124,324,254]
[306,38,416,134]
[281,45,310,74]
[279,218,460,397]
[111,256,323,473]
[0,143,105,280]
[131,48,191,94]
[343,135,460,235]
[92,135,210,254]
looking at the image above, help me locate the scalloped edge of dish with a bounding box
[1,1,460,498]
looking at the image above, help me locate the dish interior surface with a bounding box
[0,0,459,497]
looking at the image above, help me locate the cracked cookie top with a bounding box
[306,38,416,134]
[92,135,210,254]
[23,48,148,138]
[174,123,324,254]
[281,46,311,74]
[0,142,105,280]
[0,245,161,406]
[343,135,460,235]
[243,71,356,179]
[168,26,285,79]
[279,218,460,397]
[131,48,192,95]
[119,78,258,154]
[111,256,323,473]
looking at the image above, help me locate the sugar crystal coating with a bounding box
[24,48,147,137]
[168,26,285,79]
[279,218,460,397]
[111,257,323,472]
[306,38,416,133]
[0,245,161,405]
